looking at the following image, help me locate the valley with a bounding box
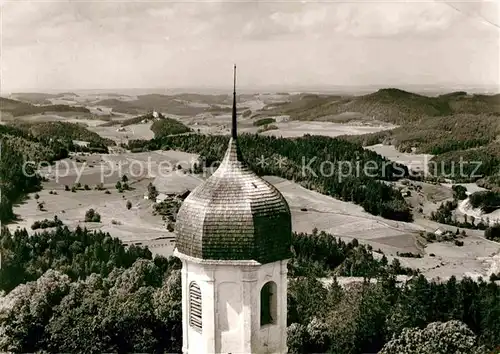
[2,88,500,283]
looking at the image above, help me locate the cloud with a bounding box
[1,0,497,92]
[2,0,491,49]
[259,2,462,39]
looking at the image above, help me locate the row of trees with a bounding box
[128,133,413,221]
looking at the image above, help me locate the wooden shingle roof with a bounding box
[174,65,292,264]
[174,137,292,264]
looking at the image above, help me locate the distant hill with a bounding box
[8,93,60,105]
[9,92,79,105]
[342,113,499,154]
[258,88,500,124]
[0,97,90,117]
[100,112,191,138]
[0,97,34,113]
[99,112,162,127]
[120,112,156,127]
[330,89,500,184]
[94,94,231,116]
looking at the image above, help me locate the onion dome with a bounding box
[174,65,292,264]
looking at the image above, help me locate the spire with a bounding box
[231,64,237,139]
[222,64,244,166]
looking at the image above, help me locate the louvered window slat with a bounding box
[189,282,202,330]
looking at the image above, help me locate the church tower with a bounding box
[174,65,291,354]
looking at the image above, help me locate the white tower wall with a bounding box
[178,255,288,354]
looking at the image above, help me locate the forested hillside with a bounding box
[11,121,114,146]
[127,133,412,221]
[150,118,192,138]
[0,125,72,223]
[0,140,41,222]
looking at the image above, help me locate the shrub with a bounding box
[452,185,467,200]
[253,117,276,126]
[84,209,101,223]
[115,181,122,190]
[84,184,90,190]
[64,185,70,191]
[126,200,132,210]
[257,124,279,133]
[104,189,111,194]
[31,221,41,230]
[485,225,500,242]
[469,191,500,213]
[31,216,63,230]
[490,273,500,282]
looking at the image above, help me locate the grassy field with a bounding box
[366,144,434,175]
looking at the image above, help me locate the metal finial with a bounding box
[231,65,237,139]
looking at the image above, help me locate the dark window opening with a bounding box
[260,281,277,326]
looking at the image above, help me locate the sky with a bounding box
[1,0,499,92]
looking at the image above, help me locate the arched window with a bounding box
[189,282,202,330]
[260,281,277,326]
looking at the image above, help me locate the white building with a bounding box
[174,65,290,354]
[156,193,168,203]
[72,140,90,148]
[434,228,445,236]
